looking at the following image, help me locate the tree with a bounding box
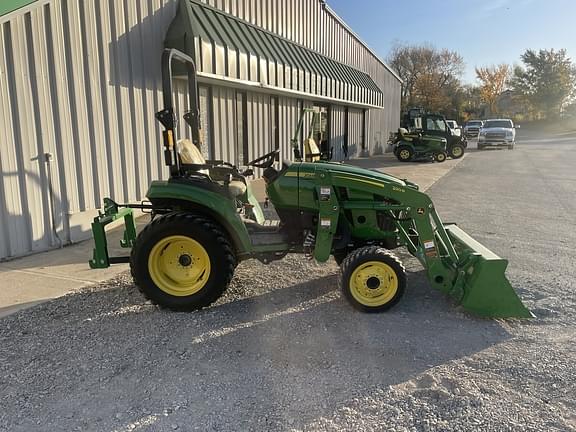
[461,85,485,121]
[510,49,576,118]
[475,64,510,115]
[388,43,465,114]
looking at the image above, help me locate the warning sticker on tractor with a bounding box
[320,218,332,228]
[320,187,331,201]
[424,240,437,257]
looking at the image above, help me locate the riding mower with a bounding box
[389,128,449,163]
[89,49,532,318]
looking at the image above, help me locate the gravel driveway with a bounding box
[1,140,575,431]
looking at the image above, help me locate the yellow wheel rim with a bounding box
[349,261,398,307]
[148,235,211,297]
[399,149,410,160]
[452,146,463,157]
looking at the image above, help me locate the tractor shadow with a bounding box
[1,255,513,431]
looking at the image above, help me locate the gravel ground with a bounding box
[1,139,575,431]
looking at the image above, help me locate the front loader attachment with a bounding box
[443,224,533,318]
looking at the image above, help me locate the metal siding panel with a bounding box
[109,0,138,202]
[29,5,67,249]
[125,0,149,199]
[140,0,163,184]
[79,0,108,205]
[0,21,27,257]
[62,0,96,212]
[9,14,47,252]
[95,0,124,201]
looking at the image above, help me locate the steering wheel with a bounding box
[247,149,279,169]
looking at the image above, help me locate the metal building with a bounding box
[0,0,401,261]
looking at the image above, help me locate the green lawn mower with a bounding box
[402,108,467,159]
[390,129,449,163]
[89,49,532,318]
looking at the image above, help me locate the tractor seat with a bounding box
[178,139,247,198]
[304,138,321,162]
[398,127,409,140]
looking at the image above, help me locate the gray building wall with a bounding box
[0,0,401,260]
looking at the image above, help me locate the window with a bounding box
[426,118,447,132]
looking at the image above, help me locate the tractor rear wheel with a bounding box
[449,144,465,159]
[396,146,413,162]
[340,246,406,313]
[130,212,236,311]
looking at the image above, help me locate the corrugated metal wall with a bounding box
[0,0,401,260]
[0,0,178,259]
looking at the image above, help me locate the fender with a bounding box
[146,180,252,256]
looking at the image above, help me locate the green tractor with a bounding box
[389,128,449,163]
[401,108,467,159]
[89,49,532,318]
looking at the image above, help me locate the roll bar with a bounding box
[155,48,201,177]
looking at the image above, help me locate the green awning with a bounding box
[0,0,38,17]
[165,0,384,108]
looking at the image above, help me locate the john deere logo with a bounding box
[417,208,425,215]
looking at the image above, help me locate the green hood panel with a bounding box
[299,162,415,189]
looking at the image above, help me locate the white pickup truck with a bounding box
[478,119,518,150]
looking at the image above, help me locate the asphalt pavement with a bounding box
[1,131,575,431]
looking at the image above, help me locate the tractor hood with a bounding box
[298,162,418,189]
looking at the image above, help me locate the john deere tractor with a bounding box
[89,49,531,318]
[389,128,448,163]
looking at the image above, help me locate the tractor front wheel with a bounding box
[130,212,236,311]
[340,246,406,313]
[434,152,447,163]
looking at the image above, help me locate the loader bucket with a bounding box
[444,224,533,318]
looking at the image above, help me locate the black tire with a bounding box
[477,144,484,150]
[508,144,515,150]
[340,246,406,313]
[130,212,236,311]
[449,144,465,159]
[333,250,348,266]
[434,152,447,163]
[396,146,414,162]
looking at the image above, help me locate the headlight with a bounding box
[506,131,513,138]
[479,130,487,136]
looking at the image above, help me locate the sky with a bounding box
[327,0,576,84]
